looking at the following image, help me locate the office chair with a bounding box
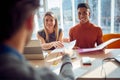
[102,33,120,48]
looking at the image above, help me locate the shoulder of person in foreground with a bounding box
[0,51,74,80]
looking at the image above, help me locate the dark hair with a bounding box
[77,3,90,9]
[0,0,40,43]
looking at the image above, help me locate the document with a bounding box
[78,38,120,53]
[51,40,76,53]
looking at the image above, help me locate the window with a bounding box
[114,0,120,33]
[31,0,45,40]
[47,0,61,24]
[88,0,98,24]
[62,0,72,37]
[101,0,111,33]
[31,0,120,40]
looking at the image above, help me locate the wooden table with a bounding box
[29,49,120,80]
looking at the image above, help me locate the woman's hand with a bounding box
[52,41,64,48]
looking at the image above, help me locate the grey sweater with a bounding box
[0,54,75,80]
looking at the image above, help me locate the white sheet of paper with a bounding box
[51,40,76,53]
[72,60,88,78]
[78,38,120,53]
[73,68,88,78]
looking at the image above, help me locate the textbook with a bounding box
[23,40,48,60]
[51,40,76,53]
[78,38,120,53]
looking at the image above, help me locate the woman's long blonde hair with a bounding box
[43,11,59,42]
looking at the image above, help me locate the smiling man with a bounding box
[69,3,103,49]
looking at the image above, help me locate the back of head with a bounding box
[0,0,40,43]
[77,3,90,10]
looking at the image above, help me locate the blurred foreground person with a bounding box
[0,0,75,80]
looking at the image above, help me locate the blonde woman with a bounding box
[37,11,64,50]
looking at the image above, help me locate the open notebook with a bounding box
[23,40,48,60]
[78,38,120,53]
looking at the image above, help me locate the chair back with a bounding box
[102,33,120,48]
